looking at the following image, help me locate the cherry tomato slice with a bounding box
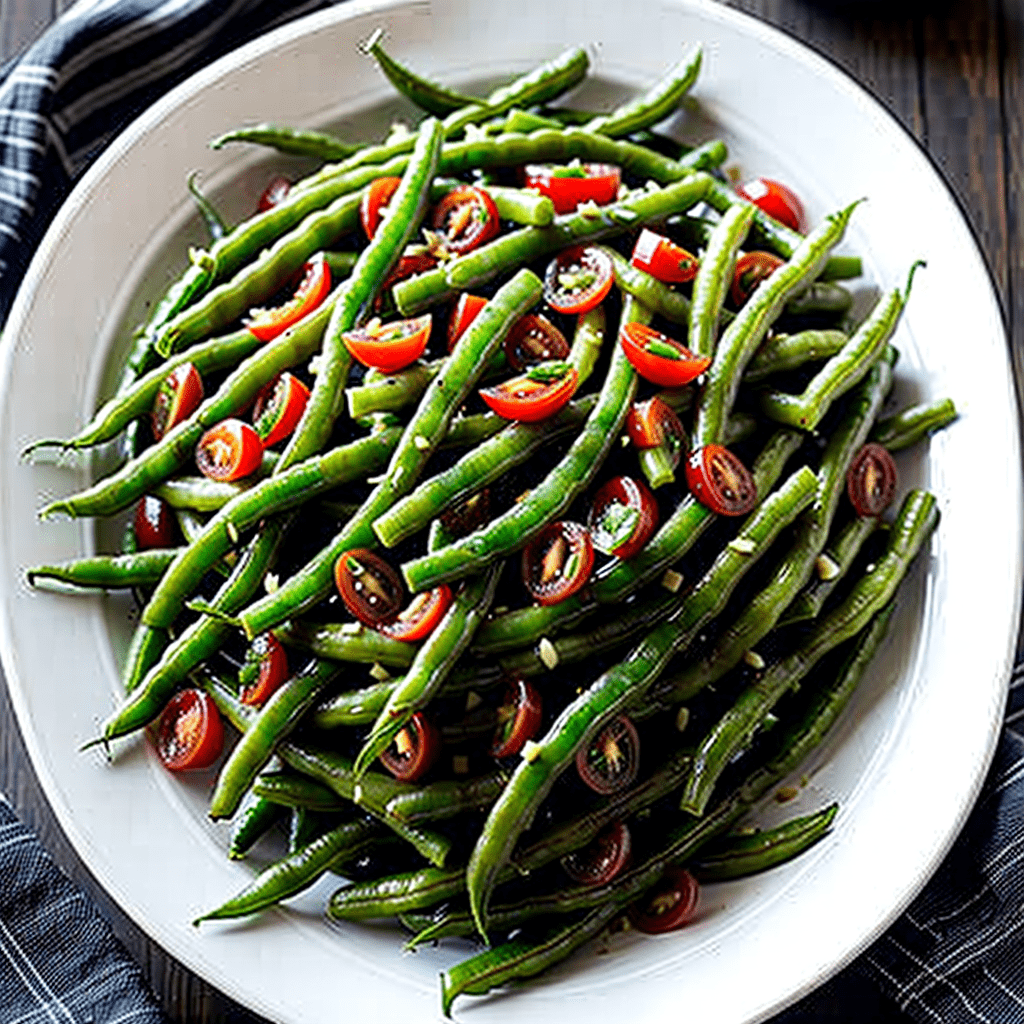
[239,632,289,706]
[503,315,570,371]
[522,162,621,214]
[134,495,176,549]
[448,293,488,350]
[430,185,500,255]
[380,712,440,782]
[246,254,331,342]
[252,372,310,448]
[343,314,432,373]
[561,821,632,886]
[155,689,223,771]
[588,476,658,560]
[361,176,401,238]
[620,323,711,387]
[575,714,640,795]
[685,444,758,516]
[731,251,784,307]
[151,362,203,441]
[629,867,700,934]
[377,252,439,313]
[257,175,291,213]
[490,679,543,758]
[736,177,804,232]
[334,549,405,627]
[846,442,898,517]
[381,585,453,642]
[630,228,699,284]
[521,520,594,606]
[543,246,614,315]
[626,397,688,456]
[195,419,263,482]
[479,364,579,423]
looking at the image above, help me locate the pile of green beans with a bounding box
[22,36,955,1016]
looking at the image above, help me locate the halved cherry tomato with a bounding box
[239,632,289,706]
[376,252,439,313]
[334,549,404,627]
[134,495,176,549]
[343,314,432,372]
[576,714,640,794]
[381,585,453,642]
[195,419,263,482]
[629,867,700,934]
[736,177,803,232]
[155,689,223,771]
[630,228,699,283]
[731,251,784,307]
[151,362,203,441]
[257,175,291,213]
[380,712,440,782]
[588,476,658,560]
[360,176,401,238]
[252,373,310,448]
[846,442,898,517]
[447,293,488,350]
[430,185,500,255]
[440,489,491,538]
[561,821,632,886]
[246,254,331,342]
[521,520,594,606]
[620,323,711,387]
[479,363,579,423]
[522,162,621,214]
[685,444,758,516]
[543,245,614,314]
[626,397,688,456]
[490,679,543,758]
[503,315,569,371]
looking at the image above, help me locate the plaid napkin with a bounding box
[1,1,1022,1022]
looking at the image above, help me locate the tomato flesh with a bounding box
[736,177,803,232]
[561,821,632,886]
[246,254,331,342]
[253,373,310,448]
[846,443,898,516]
[543,246,614,315]
[588,476,658,560]
[430,185,500,255]
[195,419,263,482]
[257,175,291,213]
[626,397,688,454]
[343,314,432,373]
[731,251,784,307]
[620,323,711,387]
[522,520,594,606]
[503,315,569,372]
[630,229,699,283]
[448,293,488,350]
[240,632,289,706]
[576,714,640,794]
[334,549,405,627]
[151,362,203,441]
[480,363,578,423]
[380,712,440,782]
[134,495,176,549]
[361,176,401,238]
[381,585,453,642]
[629,867,700,934]
[155,689,223,771]
[523,162,621,214]
[685,445,758,516]
[490,679,543,758]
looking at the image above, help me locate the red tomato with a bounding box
[543,246,614,315]
[257,175,291,213]
[685,444,758,516]
[151,362,203,441]
[731,251,784,307]
[620,323,711,387]
[360,176,401,238]
[377,252,438,312]
[588,476,658,560]
[240,632,289,706]
[846,443,898,517]
[630,228,699,283]
[154,689,223,771]
[576,714,640,794]
[629,867,700,934]
[503,315,569,371]
[252,373,310,448]
[522,162,621,214]
[430,185,500,255]
[380,712,440,782]
[490,679,543,758]
[521,520,594,606]
[736,177,804,232]
[626,397,687,454]
[381,585,453,642]
[561,821,632,886]
[343,314,432,373]
[447,293,488,350]
[479,364,579,423]
[246,254,331,342]
[334,549,405,627]
[195,419,263,482]
[134,495,176,549]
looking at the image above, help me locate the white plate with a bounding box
[0,1,1018,1021]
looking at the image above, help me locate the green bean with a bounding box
[274,620,417,669]
[438,409,508,449]
[187,172,228,242]
[25,549,179,590]
[252,771,348,812]
[871,396,958,451]
[784,281,853,319]
[383,771,507,824]
[120,623,169,696]
[210,124,362,160]
[599,246,692,325]
[744,328,848,383]
[346,360,441,419]
[328,865,469,921]
[480,183,556,226]
[228,794,285,860]
[154,476,250,512]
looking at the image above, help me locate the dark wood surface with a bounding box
[0,1,1015,1021]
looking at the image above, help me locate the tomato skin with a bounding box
[431,185,500,255]
[588,476,658,560]
[626,397,687,453]
[343,314,432,373]
[490,679,543,758]
[543,246,614,315]
[252,373,310,448]
[151,362,203,441]
[523,163,621,214]
[134,495,176,549]
[503,315,569,371]
[561,821,632,886]
[620,323,711,387]
[685,445,758,516]
[378,252,439,312]
[480,366,579,423]
[240,632,289,706]
[521,520,594,606]
[731,251,784,307]
[576,714,640,795]
[846,442,898,516]
[447,293,488,350]
[257,175,291,213]
[736,177,803,232]
[630,228,699,283]
[629,867,700,934]
[380,585,453,642]
[334,549,405,627]
[246,254,331,342]
[155,689,223,771]
[361,176,401,238]
[380,712,440,782]
[195,419,263,482]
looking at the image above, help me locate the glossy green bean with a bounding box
[211,124,362,160]
[252,771,348,812]
[26,549,179,589]
[228,794,285,860]
[870,397,958,451]
[599,246,692,324]
[274,619,417,669]
[383,771,507,824]
[346,360,441,419]
[480,183,556,225]
[744,328,848,383]
[154,476,250,512]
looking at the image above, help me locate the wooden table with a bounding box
[0,0,1015,1020]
